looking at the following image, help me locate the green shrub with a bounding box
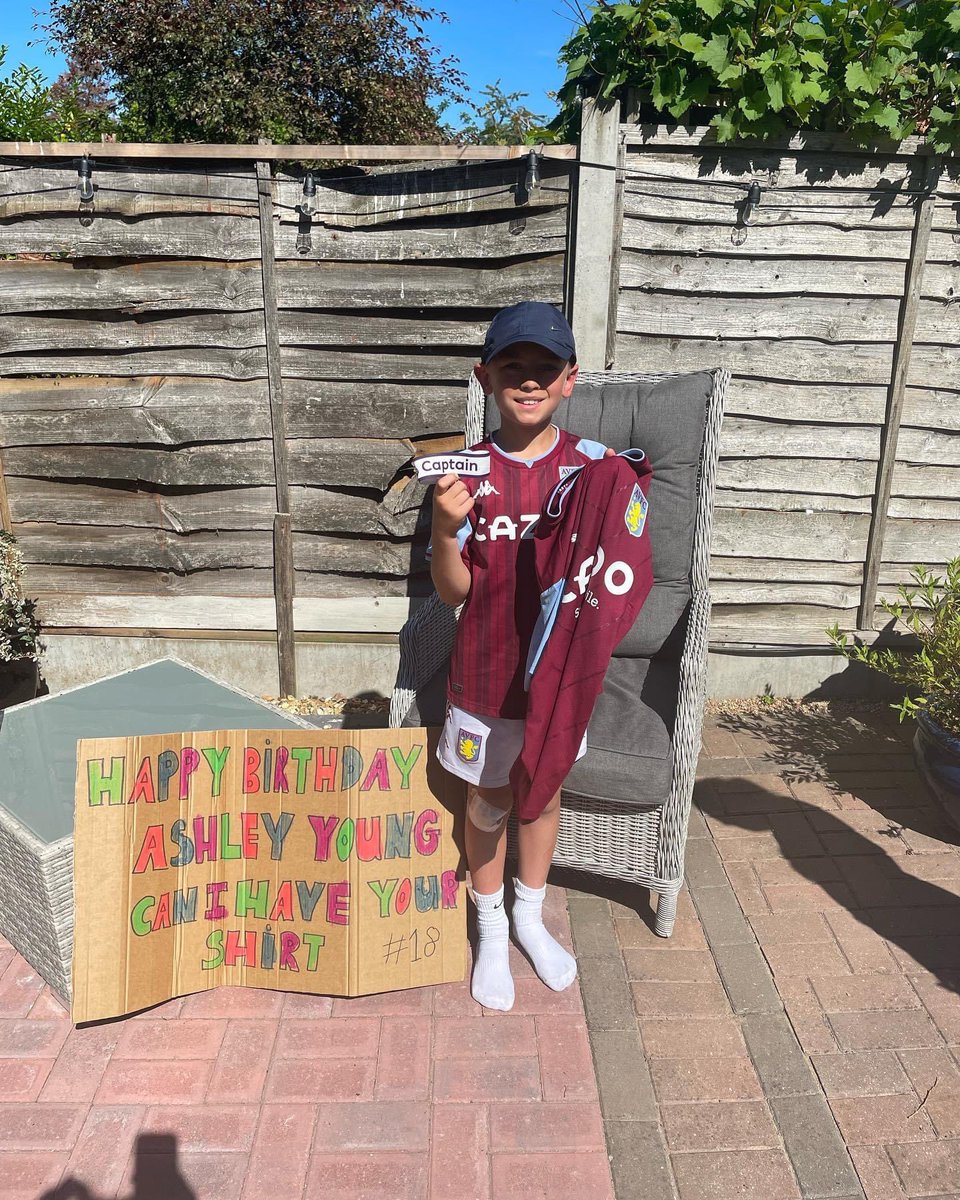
[0,45,117,140]
[0,532,42,665]
[444,82,547,145]
[549,0,960,148]
[828,559,960,737]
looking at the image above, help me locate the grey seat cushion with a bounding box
[563,657,677,805]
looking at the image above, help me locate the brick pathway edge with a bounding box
[565,803,867,1200]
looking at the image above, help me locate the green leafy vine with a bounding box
[547,1,960,149]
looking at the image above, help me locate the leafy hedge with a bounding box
[0,46,115,140]
[549,0,960,149]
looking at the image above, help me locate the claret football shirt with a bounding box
[510,451,654,819]
[446,427,607,719]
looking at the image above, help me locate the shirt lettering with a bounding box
[473,514,539,543]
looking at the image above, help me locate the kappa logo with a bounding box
[474,479,501,499]
[625,483,648,538]
[456,730,483,764]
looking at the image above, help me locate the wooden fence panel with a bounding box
[0,154,570,631]
[0,378,464,444]
[613,132,958,643]
[6,139,952,650]
[0,257,563,315]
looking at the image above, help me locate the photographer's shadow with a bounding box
[41,1134,196,1200]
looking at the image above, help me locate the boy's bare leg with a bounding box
[465,783,512,894]
[465,784,514,1010]
[513,790,577,992]
[515,789,562,889]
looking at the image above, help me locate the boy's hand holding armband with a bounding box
[432,473,474,539]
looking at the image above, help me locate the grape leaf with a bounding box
[564,54,590,81]
[799,49,827,71]
[694,34,731,75]
[787,73,827,105]
[766,70,785,112]
[678,33,706,54]
[860,100,904,134]
[711,109,738,141]
[794,20,827,41]
[738,89,768,120]
[845,61,877,95]
[651,65,680,110]
[667,93,694,119]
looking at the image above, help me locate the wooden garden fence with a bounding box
[0,143,575,693]
[0,119,957,691]
[576,109,959,649]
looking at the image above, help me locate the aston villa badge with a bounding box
[456,730,483,764]
[624,483,648,537]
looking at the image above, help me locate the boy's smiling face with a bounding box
[475,341,579,433]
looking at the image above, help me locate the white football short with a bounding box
[438,702,587,790]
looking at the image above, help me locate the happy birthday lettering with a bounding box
[86,742,423,806]
[72,730,465,1020]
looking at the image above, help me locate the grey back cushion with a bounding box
[482,371,712,807]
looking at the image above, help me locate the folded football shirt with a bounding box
[510,450,654,820]
[446,428,608,719]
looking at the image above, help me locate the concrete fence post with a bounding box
[569,97,622,371]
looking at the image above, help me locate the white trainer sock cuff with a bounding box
[473,885,505,911]
[514,878,547,904]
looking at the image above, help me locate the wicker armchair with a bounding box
[390,367,728,936]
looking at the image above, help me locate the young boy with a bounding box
[430,301,611,1011]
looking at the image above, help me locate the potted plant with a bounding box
[827,558,960,831]
[0,531,43,709]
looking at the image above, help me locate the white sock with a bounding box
[471,885,514,1011]
[511,878,577,992]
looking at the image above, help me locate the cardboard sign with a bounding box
[413,450,491,482]
[72,728,465,1023]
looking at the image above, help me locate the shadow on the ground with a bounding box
[40,1134,196,1200]
[547,863,664,933]
[711,700,960,850]
[699,706,960,992]
[712,696,919,785]
[299,691,390,730]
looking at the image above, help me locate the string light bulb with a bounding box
[78,156,94,203]
[524,149,541,194]
[299,171,317,217]
[742,180,763,226]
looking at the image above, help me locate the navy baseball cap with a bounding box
[481,301,577,364]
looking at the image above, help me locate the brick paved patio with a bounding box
[570,705,960,1200]
[2,705,959,1199]
[0,885,613,1200]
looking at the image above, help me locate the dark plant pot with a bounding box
[0,658,40,711]
[914,710,960,834]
